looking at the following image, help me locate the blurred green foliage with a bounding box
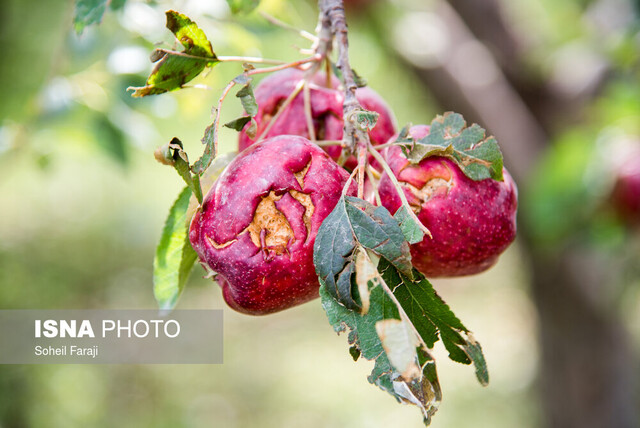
[525,79,640,249]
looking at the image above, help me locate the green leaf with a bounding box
[330,63,367,87]
[349,345,361,361]
[352,69,368,88]
[318,212,489,424]
[314,198,359,310]
[395,124,412,143]
[394,206,425,244]
[168,138,203,204]
[236,81,258,117]
[109,0,126,11]
[226,0,260,14]
[376,319,421,381]
[353,110,379,132]
[129,53,211,97]
[166,10,215,58]
[403,112,504,181]
[320,283,441,425]
[316,192,490,424]
[154,187,198,311]
[320,283,396,388]
[245,118,258,139]
[379,259,489,386]
[354,248,380,314]
[314,196,413,311]
[191,123,216,176]
[224,116,252,132]
[344,197,413,277]
[73,0,108,34]
[463,336,489,386]
[129,11,218,97]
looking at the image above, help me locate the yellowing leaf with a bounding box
[376,319,421,382]
[129,11,218,97]
[354,248,380,314]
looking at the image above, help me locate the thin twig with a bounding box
[368,145,432,238]
[313,140,343,147]
[319,0,371,195]
[322,0,363,155]
[248,55,321,144]
[208,56,321,160]
[212,79,238,159]
[372,141,397,151]
[314,1,334,76]
[367,164,381,179]
[342,167,359,196]
[297,47,316,55]
[303,80,316,141]
[255,79,305,143]
[259,11,318,42]
[246,55,321,77]
[218,55,286,64]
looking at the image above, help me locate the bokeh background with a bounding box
[0,0,639,427]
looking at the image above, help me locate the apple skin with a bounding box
[611,154,640,226]
[189,135,355,315]
[378,125,518,277]
[238,68,396,169]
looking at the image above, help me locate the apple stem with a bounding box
[368,145,432,238]
[206,56,321,168]
[255,79,305,144]
[313,140,343,147]
[371,141,397,151]
[249,55,322,144]
[210,79,237,162]
[342,167,359,197]
[303,79,317,142]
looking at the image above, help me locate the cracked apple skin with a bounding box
[238,68,396,169]
[189,135,355,315]
[378,125,518,277]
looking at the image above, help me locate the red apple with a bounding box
[238,68,396,169]
[611,153,640,226]
[378,125,518,277]
[189,135,355,314]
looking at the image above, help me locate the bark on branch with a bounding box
[319,0,371,197]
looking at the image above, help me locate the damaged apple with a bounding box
[238,67,396,168]
[189,135,355,314]
[378,125,518,277]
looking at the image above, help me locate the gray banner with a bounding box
[0,310,223,364]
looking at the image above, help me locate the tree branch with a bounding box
[319,0,369,161]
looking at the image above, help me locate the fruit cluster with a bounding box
[189,68,518,315]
